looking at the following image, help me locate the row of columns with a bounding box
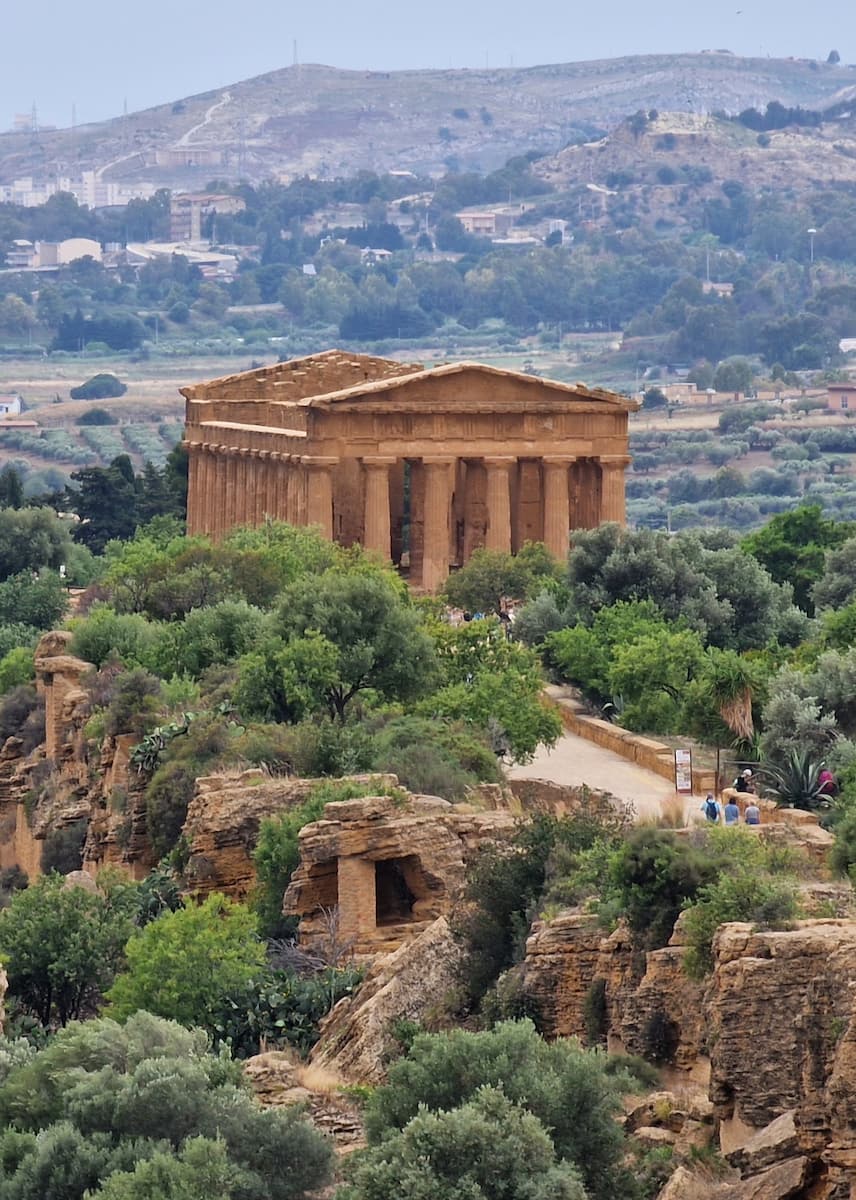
[186,442,340,540]
[187,442,630,590]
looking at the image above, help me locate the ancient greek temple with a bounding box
[182,350,635,590]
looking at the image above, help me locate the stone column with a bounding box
[304,457,338,540]
[272,454,288,521]
[542,457,574,560]
[337,856,377,941]
[198,444,214,537]
[422,458,454,591]
[213,446,229,540]
[225,449,239,532]
[258,450,272,522]
[235,449,251,526]
[184,443,201,535]
[598,455,631,525]
[286,459,300,525]
[483,457,514,554]
[362,457,395,560]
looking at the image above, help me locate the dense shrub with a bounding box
[0,873,139,1026]
[106,893,266,1031]
[683,871,798,978]
[343,1086,586,1200]
[362,1020,630,1200]
[70,373,127,400]
[606,828,718,949]
[0,1012,332,1198]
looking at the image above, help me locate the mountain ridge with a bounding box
[0,52,853,189]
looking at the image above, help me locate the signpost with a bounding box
[674,748,693,794]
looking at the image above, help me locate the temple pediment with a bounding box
[302,361,636,413]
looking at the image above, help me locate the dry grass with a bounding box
[295,1063,348,1095]
[637,792,689,830]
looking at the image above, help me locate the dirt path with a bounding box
[509,730,698,823]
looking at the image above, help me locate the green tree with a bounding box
[106,894,266,1030]
[812,535,856,612]
[69,457,139,554]
[0,1012,332,1200]
[0,465,24,509]
[275,571,437,719]
[606,828,717,950]
[0,508,74,580]
[92,1137,239,1200]
[0,874,139,1027]
[0,571,66,630]
[363,1020,628,1200]
[444,548,537,615]
[713,357,754,393]
[742,505,851,613]
[642,386,668,409]
[342,1086,585,1200]
[69,373,127,401]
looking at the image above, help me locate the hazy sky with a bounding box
[3,0,853,129]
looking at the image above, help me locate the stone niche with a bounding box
[284,793,516,957]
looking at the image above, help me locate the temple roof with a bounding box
[298,360,636,411]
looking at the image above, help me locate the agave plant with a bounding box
[758,749,829,811]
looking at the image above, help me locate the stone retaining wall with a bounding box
[549,693,716,795]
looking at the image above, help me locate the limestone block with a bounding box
[727,1111,801,1176]
[309,916,463,1084]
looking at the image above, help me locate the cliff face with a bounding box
[520,911,856,1200]
[709,921,856,1198]
[522,910,705,1070]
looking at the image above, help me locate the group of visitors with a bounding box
[701,763,838,826]
[701,779,761,826]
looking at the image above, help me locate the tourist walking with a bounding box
[701,794,723,823]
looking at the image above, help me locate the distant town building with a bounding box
[2,238,102,271]
[0,174,155,209]
[456,210,515,236]
[0,394,23,417]
[701,281,735,297]
[37,239,102,267]
[828,383,856,412]
[5,240,37,269]
[125,242,238,280]
[169,193,246,243]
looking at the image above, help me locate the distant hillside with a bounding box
[535,106,856,234]
[0,53,853,188]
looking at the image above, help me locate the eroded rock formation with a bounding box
[309,916,463,1083]
[284,792,517,956]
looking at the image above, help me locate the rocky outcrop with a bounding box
[709,921,856,1133]
[522,912,605,1039]
[309,916,463,1084]
[243,1051,365,1151]
[181,771,398,899]
[521,910,704,1069]
[285,793,516,956]
[706,919,856,1198]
